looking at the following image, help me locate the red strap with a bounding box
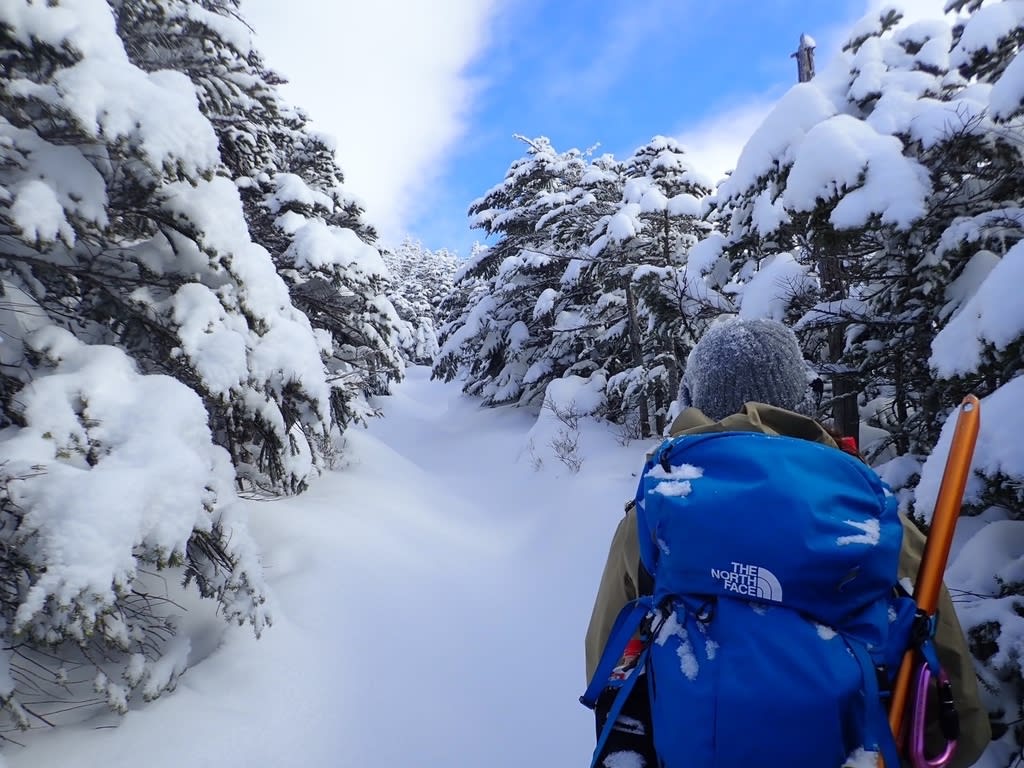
[839,436,859,456]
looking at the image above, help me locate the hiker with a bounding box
[584,318,990,768]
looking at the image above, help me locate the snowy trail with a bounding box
[318,367,642,768]
[8,367,645,767]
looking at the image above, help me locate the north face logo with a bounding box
[710,562,784,602]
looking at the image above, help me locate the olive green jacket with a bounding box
[585,403,990,768]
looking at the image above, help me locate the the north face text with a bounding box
[710,562,783,602]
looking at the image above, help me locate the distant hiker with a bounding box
[583,318,990,768]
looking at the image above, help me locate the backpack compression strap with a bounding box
[581,599,654,768]
[623,499,654,597]
[580,598,651,709]
[847,638,903,768]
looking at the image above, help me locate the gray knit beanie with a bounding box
[678,318,810,421]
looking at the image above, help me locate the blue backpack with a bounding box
[582,431,925,768]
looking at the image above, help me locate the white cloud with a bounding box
[241,0,499,246]
[675,98,779,186]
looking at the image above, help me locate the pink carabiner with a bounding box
[908,663,958,768]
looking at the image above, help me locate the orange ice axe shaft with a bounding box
[884,394,980,767]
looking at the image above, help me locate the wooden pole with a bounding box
[793,34,861,439]
[794,33,816,82]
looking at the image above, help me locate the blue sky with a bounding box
[242,0,945,257]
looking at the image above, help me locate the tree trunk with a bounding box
[662,211,671,265]
[625,278,651,437]
[894,354,910,455]
[816,195,860,442]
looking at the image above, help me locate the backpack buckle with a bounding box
[910,609,935,647]
[640,600,672,642]
[658,446,673,473]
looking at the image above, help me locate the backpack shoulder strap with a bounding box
[624,498,655,597]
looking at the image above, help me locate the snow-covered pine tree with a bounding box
[709,5,1024,758]
[913,2,1024,757]
[0,0,345,728]
[440,136,725,436]
[435,136,590,406]
[526,151,630,405]
[710,8,973,446]
[825,9,1001,457]
[433,242,496,381]
[382,238,459,365]
[114,0,403,455]
[593,137,720,435]
[253,131,403,426]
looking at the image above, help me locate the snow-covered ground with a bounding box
[6,366,648,767]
